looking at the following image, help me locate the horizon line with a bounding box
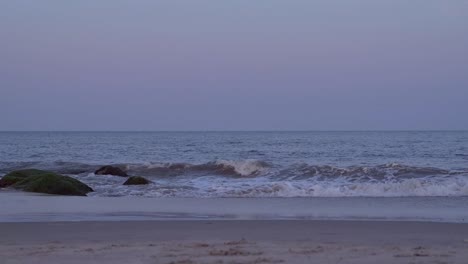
[0,130,467,133]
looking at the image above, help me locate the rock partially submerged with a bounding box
[0,169,49,188]
[123,176,151,185]
[95,166,128,177]
[0,169,93,196]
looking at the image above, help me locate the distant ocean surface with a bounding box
[1,131,468,198]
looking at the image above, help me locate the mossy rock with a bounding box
[0,169,93,196]
[13,173,94,196]
[123,176,151,185]
[0,169,50,188]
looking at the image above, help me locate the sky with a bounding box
[1,0,467,131]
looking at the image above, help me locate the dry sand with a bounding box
[1,220,468,264]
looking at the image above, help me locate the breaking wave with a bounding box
[74,172,468,198]
[0,159,270,177]
[125,159,270,177]
[283,163,455,180]
[1,160,468,197]
[1,160,463,179]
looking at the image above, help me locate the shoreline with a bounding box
[2,220,468,264]
[2,191,468,223]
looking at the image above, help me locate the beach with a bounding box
[2,189,468,263]
[2,220,468,264]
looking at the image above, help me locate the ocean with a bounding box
[1,131,468,222]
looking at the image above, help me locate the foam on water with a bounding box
[2,159,468,198]
[63,162,468,198]
[1,131,468,198]
[214,159,269,176]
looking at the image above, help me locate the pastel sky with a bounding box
[1,0,467,131]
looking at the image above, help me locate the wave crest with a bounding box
[0,161,464,180]
[126,159,270,177]
[287,163,452,180]
[78,174,468,198]
[3,160,468,198]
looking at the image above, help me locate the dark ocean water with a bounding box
[1,131,467,198]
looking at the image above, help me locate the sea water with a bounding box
[1,131,467,222]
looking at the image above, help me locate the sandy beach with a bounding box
[1,220,468,264]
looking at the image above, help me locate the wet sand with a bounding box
[1,220,468,264]
[2,191,468,223]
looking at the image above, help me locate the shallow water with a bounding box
[1,191,467,223]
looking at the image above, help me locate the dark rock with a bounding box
[13,172,94,196]
[0,169,51,188]
[123,176,151,185]
[0,169,93,196]
[94,166,128,177]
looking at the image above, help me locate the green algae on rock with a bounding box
[0,169,49,188]
[0,169,93,196]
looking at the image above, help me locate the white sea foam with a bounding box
[214,159,268,176]
[2,160,468,198]
[75,172,468,198]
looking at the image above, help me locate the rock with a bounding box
[0,169,51,188]
[0,169,93,196]
[94,166,128,177]
[123,176,151,185]
[13,172,94,196]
